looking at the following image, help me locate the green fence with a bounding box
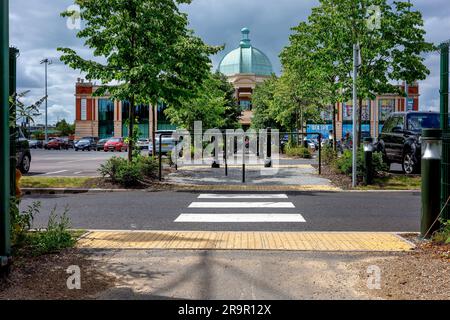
[442,128,450,220]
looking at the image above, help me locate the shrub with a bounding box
[10,198,40,246]
[285,146,312,159]
[432,220,450,244]
[29,206,76,256]
[98,156,127,183]
[136,155,159,178]
[334,148,388,177]
[99,155,159,187]
[322,144,337,165]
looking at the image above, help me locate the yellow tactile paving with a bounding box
[77,231,414,252]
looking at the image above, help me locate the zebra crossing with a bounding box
[174,194,306,223]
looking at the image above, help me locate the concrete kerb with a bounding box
[21,185,421,195]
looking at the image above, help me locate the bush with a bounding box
[322,144,337,165]
[432,220,450,244]
[285,146,312,159]
[10,198,40,246]
[29,206,76,256]
[99,155,159,187]
[334,148,388,177]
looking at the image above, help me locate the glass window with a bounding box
[98,99,114,121]
[407,113,440,132]
[239,100,252,111]
[379,99,395,121]
[81,99,87,120]
[382,116,397,133]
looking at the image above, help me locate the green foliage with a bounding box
[322,144,338,165]
[285,146,312,159]
[28,206,76,256]
[99,155,159,187]
[165,72,240,131]
[432,221,450,244]
[55,119,75,136]
[10,198,40,246]
[9,91,44,129]
[334,148,388,177]
[58,0,221,161]
[10,199,77,256]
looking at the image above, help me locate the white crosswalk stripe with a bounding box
[175,193,306,223]
[175,214,305,223]
[189,202,295,209]
[198,194,289,199]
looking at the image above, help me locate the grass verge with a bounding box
[357,175,421,190]
[20,176,95,188]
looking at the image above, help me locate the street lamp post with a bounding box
[40,58,52,142]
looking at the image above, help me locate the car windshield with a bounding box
[99,139,108,143]
[109,138,120,142]
[78,139,89,143]
[407,113,440,132]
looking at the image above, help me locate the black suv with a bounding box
[15,127,32,174]
[377,112,441,174]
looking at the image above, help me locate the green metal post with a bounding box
[440,43,449,220]
[0,0,11,266]
[9,47,18,199]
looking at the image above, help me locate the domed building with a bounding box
[218,28,273,127]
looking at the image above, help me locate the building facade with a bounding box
[218,28,273,128]
[307,83,420,140]
[74,79,175,140]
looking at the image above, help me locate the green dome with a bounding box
[218,28,273,77]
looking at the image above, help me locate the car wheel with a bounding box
[19,154,31,174]
[75,148,78,151]
[402,151,417,174]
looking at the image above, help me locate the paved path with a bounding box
[22,191,420,232]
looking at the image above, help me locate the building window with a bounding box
[98,99,115,139]
[379,99,395,122]
[239,100,252,111]
[122,101,150,138]
[81,98,87,120]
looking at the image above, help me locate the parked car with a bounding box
[16,128,31,174]
[96,139,109,151]
[104,137,128,152]
[377,111,441,174]
[28,139,40,149]
[74,139,95,151]
[148,131,175,155]
[81,136,100,144]
[137,138,150,150]
[44,138,70,150]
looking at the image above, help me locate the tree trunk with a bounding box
[128,96,135,162]
[151,101,156,157]
[332,103,337,151]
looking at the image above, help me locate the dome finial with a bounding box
[240,27,251,48]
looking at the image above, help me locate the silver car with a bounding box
[148,131,176,155]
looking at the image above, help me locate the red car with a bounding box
[44,138,69,150]
[104,137,128,152]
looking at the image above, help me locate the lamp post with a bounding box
[352,44,360,188]
[1,0,11,271]
[40,58,52,142]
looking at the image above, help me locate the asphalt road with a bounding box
[26,149,146,177]
[21,191,420,232]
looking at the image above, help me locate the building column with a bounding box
[114,100,122,137]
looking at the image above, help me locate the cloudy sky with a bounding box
[10,0,450,125]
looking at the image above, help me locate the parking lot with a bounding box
[25,149,146,177]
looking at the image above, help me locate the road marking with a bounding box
[188,202,295,208]
[73,171,83,175]
[198,194,288,199]
[175,213,306,223]
[43,170,68,175]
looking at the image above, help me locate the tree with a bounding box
[58,0,220,161]
[164,72,240,132]
[55,119,75,136]
[306,0,434,147]
[251,75,279,130]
